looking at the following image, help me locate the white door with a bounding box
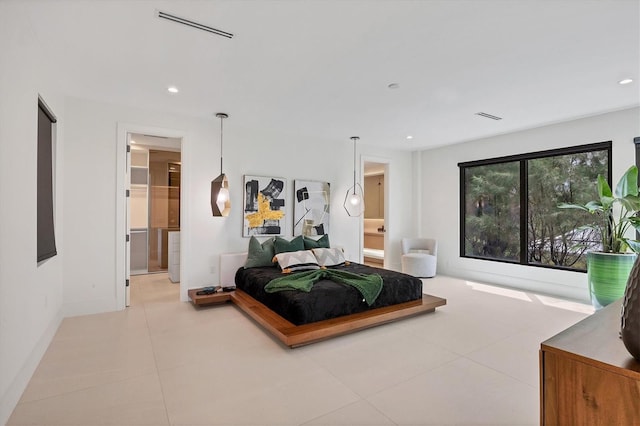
[125,134,132,307]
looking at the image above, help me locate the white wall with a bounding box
[61,97,417,311]
[2,68,417,426]
[419,107,640,302]
[0,3,66,424]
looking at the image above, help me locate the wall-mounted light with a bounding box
[211,113,231,217]
[343,136,365,217]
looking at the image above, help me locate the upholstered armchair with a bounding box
[401,238,437,278]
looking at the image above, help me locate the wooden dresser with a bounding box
[540,299,640,425]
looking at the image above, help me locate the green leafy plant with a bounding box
[559,165,640,253]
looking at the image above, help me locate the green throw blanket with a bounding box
[264,269,383,306]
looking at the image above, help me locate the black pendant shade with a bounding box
[211,113,231,217]
[211,173,230,216]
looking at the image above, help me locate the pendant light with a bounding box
[343,136,365,217]
[211,112,231,217]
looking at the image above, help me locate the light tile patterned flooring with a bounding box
[8,273,593,425]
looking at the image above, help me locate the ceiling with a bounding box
[19,0,640,150]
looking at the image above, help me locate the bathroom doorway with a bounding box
[363,161,387,267]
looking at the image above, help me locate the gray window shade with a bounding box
[37,98,57,262]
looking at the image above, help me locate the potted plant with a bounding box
[559,165,640,308]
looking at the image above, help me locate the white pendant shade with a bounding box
[348,193,362,206]
[343,183,365,217]
[216,186,230,212]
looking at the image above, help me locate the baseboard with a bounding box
[62,297,120,318]
[0,309,63,426]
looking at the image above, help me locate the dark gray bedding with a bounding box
[234,263,423,325]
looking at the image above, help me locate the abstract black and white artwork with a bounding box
[243,175,287,237]
[293,180,330,236]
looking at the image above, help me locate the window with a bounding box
[463,161,520,262]
[37,97,57,262]
[459,142,611,272]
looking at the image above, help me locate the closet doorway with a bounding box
[128,134,182,284]
[363,161,387,267]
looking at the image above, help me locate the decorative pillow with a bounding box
[312,247,345,267]
[275,250,320,273]
[274,235,304,254]
[303,234,330,249]
[244,236,276,268]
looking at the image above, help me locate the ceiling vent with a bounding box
[475,112,502,120]
[157,10,234,39]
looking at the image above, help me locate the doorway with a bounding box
[127,133,182,303]
[363,161,387,267]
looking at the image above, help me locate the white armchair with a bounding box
[401,238,437,278]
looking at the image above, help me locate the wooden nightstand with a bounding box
[188,288,234,306]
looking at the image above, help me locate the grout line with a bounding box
[13,311,164,407]
[10,371,163,411]
[139,276,175,426]
[459,356,538,390]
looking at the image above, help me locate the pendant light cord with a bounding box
[215,112,228,175]
[219,115,224,175]
[351,136,359,194]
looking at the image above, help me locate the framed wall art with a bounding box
[243,175,287,237]
[293,180,330,236]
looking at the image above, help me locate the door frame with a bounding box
[361,155,390,267]
[116,123,189,309]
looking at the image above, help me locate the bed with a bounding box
[218,252,446,347]
[235,262,423,325]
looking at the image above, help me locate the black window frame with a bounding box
[37,96,57,263]
[458,141,612,272]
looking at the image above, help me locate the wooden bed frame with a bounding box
[230,289,446,347]
[205,252,447,348]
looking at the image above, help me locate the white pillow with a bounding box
[275,250,320,272]
[312,247,346,267]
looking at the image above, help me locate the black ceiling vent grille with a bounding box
[475,112,503,120]
[157,10,234,39]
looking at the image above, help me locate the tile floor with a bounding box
[7,273,593,426]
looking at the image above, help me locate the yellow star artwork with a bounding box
[245,193,285,229]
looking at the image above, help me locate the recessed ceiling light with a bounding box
[619,78,634,85]
[130,140,136,144]
[388,83,400,89]
[406,135,413,140]
[167,86,179,93]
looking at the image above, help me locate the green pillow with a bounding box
[303,234,330,249]
[274,235,304,254]
[244,236,276,268]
